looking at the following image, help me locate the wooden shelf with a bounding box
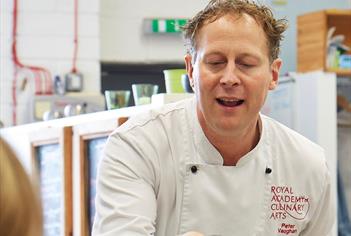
[325,9,351,16]
[327,68,351,77]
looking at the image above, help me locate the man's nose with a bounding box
[219,65,241,87]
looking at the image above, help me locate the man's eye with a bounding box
[237,62,254,68]
[208,61,225,65]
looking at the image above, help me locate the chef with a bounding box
[92,0,335,235]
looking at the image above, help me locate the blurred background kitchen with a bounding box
[0,0,349,126]
[0,0,350,236]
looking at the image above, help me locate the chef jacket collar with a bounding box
[190,97,267,166]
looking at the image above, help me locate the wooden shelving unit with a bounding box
[297,9,351,76]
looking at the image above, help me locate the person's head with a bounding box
[182,0,287,137]
[0,138,43,236]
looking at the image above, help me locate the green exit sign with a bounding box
[144,18,188,34]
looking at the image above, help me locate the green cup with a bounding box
[163,69,186,93]
[104,90,131,110]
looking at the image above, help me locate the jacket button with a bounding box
[191,165,198,174]
[265,167,272,174]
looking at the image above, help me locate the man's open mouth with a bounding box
[216,98,244,107]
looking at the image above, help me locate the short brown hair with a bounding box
[182,0,288,62]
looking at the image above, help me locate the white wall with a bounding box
[100,0,208,63]
[0,0,100,127]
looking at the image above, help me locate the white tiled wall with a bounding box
[0,0,100,127]
[0,6,14,127]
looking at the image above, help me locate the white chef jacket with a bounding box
[92,98,334,236]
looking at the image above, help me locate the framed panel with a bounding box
[30,126,73,236]
[73,118,120,236]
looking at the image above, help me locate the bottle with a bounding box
[54,75,65,95]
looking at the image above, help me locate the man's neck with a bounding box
[201,118,261,166]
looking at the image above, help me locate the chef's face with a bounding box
[185,13,282,137]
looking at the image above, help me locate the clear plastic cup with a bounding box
[104,90,131,110]
[132,84,159,106]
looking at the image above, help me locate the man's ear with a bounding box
[184,54,194,89]
[269,58,282,90]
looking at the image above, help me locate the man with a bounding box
[93,0,335,235]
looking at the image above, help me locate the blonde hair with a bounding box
[0,138,43,236]
[182,0,288,62]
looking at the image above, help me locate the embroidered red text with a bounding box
[278,223,297,235]
[269,185,310,220]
